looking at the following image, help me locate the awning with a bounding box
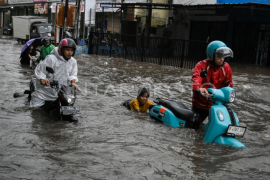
[99,2,270,10]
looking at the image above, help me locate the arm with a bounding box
[37,46,43,61]
[192,62,204,90]
[35,57,53,86]
[130,99,140,112]
[225,64,233,87]
[68,60,78,89]
[192,62,203,92]
[68,60,78,83]
[28,53,35,60]
[148,100,154,111]
[50,45,56,52]
[192,61,209,95]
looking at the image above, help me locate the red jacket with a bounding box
[192,59,233,110]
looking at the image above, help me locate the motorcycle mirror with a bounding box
[224,80,230,87]
[46,66,54,74]
[200,70,208,78]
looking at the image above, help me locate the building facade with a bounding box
[0,0,61,35]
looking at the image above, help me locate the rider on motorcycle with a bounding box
[30,38,78,107]
[192,40,234,122]
[37,36,55,62]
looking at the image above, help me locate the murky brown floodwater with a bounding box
[1,38,270,179]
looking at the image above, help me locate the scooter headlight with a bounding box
[67,94,75,104]
[229,91,236,103]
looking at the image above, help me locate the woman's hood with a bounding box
[50,47,69,62]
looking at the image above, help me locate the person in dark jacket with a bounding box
[192,40,234,122]
[20,44,37,66]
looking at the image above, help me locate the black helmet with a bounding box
[58,38,77,56]
[41,36,51,46]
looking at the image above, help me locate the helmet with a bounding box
[58,38,77,56]
[41,36,51,45]
[207,40,233,60]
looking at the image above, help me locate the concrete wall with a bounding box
[152,0,169,27]
[172,9,228,40]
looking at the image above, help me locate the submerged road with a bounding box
[0,38,270,179]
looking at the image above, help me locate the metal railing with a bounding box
[88,32,208,69]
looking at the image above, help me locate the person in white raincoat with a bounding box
[30,38,78,107]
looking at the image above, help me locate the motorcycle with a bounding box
[3,23,13,36]
[25,67,80,122]
[199,70,247,148]
[150,99,201,129]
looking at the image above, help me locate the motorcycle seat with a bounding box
[157,99,196,122]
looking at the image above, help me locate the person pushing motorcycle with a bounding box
[192,40,234,122]
[30,38,78,107]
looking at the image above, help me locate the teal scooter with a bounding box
[150,70,247,148]
[199,70,247,148]
[150,98,201,129]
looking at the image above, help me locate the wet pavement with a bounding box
[1,38,270,179]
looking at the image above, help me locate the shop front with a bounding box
[8,0,61,24]
[0,0,9,34]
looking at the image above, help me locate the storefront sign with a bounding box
[96,2,122,12]
[0,0,8,5]
[51,2,56,13]
[9,0,32,4]
[34,3,48,14]
[33,0,47,2]
[69,2,84,12]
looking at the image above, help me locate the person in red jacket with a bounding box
[192,40,234,122]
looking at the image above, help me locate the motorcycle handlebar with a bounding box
[50,80,59,87]
[201,92,214,98]
[49,82,78,90]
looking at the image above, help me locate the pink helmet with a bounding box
[58,38,77,56]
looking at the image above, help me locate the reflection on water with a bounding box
[0,39,270,179]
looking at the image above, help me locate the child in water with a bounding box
[122,87,154,113]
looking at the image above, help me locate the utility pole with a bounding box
[146,0,152,37]
[74,0,82,44]
[59,0,64,40]
[62,0,69,39]
[0,12,3,35]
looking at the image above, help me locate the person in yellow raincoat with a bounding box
[122,87,154,113]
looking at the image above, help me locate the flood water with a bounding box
[1,38,270,179]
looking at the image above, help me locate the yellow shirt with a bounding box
[130,98,153,112]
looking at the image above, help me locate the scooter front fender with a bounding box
[213,135,246,148]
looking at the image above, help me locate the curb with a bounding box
[0,35,14,39]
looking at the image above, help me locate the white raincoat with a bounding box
[30,47,78,107]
